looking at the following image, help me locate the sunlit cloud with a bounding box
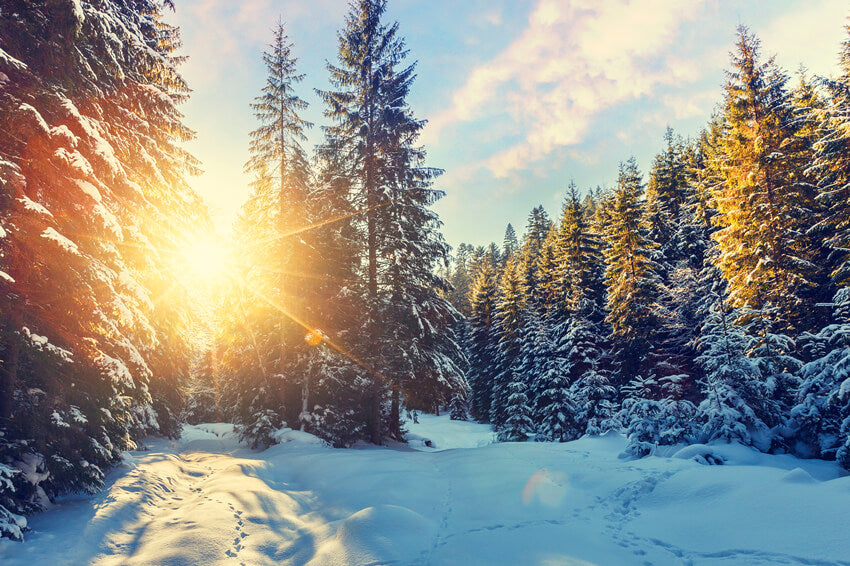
[426,0,708,177]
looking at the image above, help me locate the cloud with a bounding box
[483,6,503,27]
[425,0,708,177]
[757,0,846,79]
[171,0,339,88]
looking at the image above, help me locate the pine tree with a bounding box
[564,302,616,436]
[467,258,499,422]
[602,159,662,392]
[502,223,518,266]
[647,131,702,401]
[491,260,525,427]
[791,288,850,462]
[498,372,535,442]
[318,0,464,442]
[712,26,822,333]
[225,21,314,445]
[809,23,850,292]
[533,322,580,442]
[646,128,690,271]
[0,0,203,538]
[554,184,606,313]
[695,301,770,447]
[448,243,473,316]
[307,138,370,445]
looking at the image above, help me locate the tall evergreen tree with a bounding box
[318,0,464,442]
[490,260,525,428]
[809,23,850,291]
[602,159,662,392]
[502,223,518,266]
[712,26,822,333]
[229,21,314,443]
[467,258,499,422]
[554,184,606,313]
[0,0,204,538]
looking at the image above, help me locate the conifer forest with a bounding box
[2,1,850,564]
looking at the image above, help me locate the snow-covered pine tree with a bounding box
[448,243,474,317]
[223,21,314,445]
[516,206,551,305]
[184,339,221,425]
[557,298,615,436]
[646,128,690,273]
[602,159,663,394]
[788,23,850,468]
[490,260,525,428]
[307,136,371,445]
[790,288,850,462]
[739,307,800,432]
[467,258,499,422]
[533,321,581,442]
[498,368,535,442]
[502,224,519,266]
[554,184,606,314]
[712,26,822,334]
[319,0,465,442]
[695,300,771,448]
[378,123,467,438]
[0,0,204,538]
[646,131,702,402]
[808,22,850,292]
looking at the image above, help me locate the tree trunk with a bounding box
[0,316,19,422]
[300,374,309,432]
[278,106,287,419]
[390,386,401,440]
[365,55,382,445]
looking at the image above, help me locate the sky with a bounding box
[168,0,848,250]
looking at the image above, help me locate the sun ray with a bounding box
[244,284,397,390]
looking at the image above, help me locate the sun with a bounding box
[181,235,228,282]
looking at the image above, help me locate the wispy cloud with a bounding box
[425,0,707,178]
[173,0,338,88]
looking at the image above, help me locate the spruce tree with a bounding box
[0,0,203,538]
[791,288,850,462]
[228,21,315,444]
[490,260,525,428]
[319,0,464,441]
[602,159,662,392]
[712,26,822,333]
[467,259,499,422]
[695,303,770,447]
[809,23,850,291]
[502,224,519,265]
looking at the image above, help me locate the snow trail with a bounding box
[2,418,849,566]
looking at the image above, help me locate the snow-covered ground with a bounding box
[2,416,849,566]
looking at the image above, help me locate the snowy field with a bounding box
[1,416,849,566]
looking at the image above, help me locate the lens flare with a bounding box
[305,329,325,346]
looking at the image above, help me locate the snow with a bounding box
[70,0,85,25]
[18,196,52,217]
[404,413,496,450]
[95,354,134,388]
[17,104,49,136]
[1,416,848,565]
[41,227,80,255]
[52,148,94,178]
[21,327,73,363]
[0,48,27,71]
